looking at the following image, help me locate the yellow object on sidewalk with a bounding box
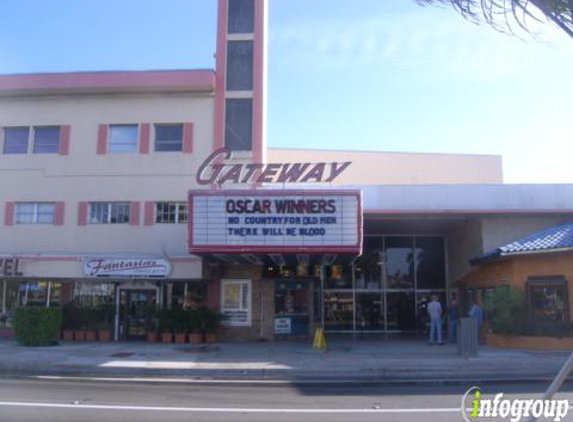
[312,327,327,351]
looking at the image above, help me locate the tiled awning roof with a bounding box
[471,221,573,265]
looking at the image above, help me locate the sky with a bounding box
[0,0,572,184]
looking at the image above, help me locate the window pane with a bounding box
[155,124,183,152]
[415,237,445,289]
[225,99,252,151]
[355,237,382,289]
[228,0,254,34]
[241,283,249,309]
[529,282,567,322]
[33,127,60,154]
[178,204,188,223]
[223,283,241,308]
[110,203,130,224]
[109,125,137,153]
[36,203,55,224]
[385,237,414,289]
[4,127,29,154]
[156,202,187,224]
[227,41,253,91]
[15,203,35,224]
[89,203,109,224]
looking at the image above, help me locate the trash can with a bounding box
[457,317,478,358]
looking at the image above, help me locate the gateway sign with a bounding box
[196,148,352,185]
[188,190,362,254]
[83,259,172,278]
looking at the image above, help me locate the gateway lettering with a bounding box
[196,148,351,185]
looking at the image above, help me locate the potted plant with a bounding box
[96,303,114,342]
[199,307,225,343]
[173,308,187,344]
[143,304,158,343]
[157,309,173,344]
[187,309,203,344]
[61,303,78,341]
[85,308,98,341]
[74,306,90,341]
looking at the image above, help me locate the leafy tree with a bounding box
[416,0,573,39]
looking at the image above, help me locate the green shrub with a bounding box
[14,307,63,346]
[484,286,526,335]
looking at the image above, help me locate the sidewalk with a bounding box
[0,337,570,383]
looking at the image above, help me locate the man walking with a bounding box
[427,295,443,345]
[469,300,484,344]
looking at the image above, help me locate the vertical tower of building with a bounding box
[214,0,267,164]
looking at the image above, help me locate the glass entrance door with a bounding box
[322,235,447,334]
[120,289,156,340]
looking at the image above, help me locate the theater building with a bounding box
[1,0,572,341]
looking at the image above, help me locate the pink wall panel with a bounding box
[183,122,194,153]
[139,123,150,154]
[129,201,140,226]
[4,202,14,226]
[144,201,155,226]
[59,125,70,155]
[78,202,88,226]
[97,124,107,155]
[54,202,65,225]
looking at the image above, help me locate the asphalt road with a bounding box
[0,377,572,422]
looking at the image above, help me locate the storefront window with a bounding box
[171,281,206,309]
[221,279,251,326]
[385,237,414,289]
[324,292,353,331]
[355,236,382,290]
[356,293,384,330]
[73,282,115,307]
[527,278,568,322]
[323,265,352,289]
[386,292,416,330]
[415,237,445,289]
[18,281,62,307]
[0,280,19,329]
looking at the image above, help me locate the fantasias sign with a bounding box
[196,148,352,185]
[83,259,172,278]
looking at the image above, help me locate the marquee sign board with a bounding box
[188,190,362,254]
[83,258,172,278]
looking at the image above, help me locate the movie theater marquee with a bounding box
[188,190,362,254]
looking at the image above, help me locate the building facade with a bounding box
[1,0,572,342]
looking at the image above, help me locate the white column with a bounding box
[114,284,120,341]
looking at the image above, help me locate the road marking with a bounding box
[0,401,461,413]
[34,375,291,384]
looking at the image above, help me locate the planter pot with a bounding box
[161,332,172,343]
[85,330,97,341]
[188,333,203,344]
[74,330,86,341]
[98,330,112,342]
[486,332,573,351]
[205,333,218,343]
[174,333,187,344]
[61,330,74,341]
[147,332,157,343]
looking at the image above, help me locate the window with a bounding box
[155,202,188,224]
[3,127,29,154]
[227,41,254,91]
[221,279,251,326]
[89,202,130,224]
[527,277,569,322]
[18,281,62,307]
[154,124,183,152]
[33,126,60,153]
[109,124,138,153]
[225,99,253,151]
[228,0,254,33]
[15,202,56,224]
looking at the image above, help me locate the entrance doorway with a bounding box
[120,289,157,340]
